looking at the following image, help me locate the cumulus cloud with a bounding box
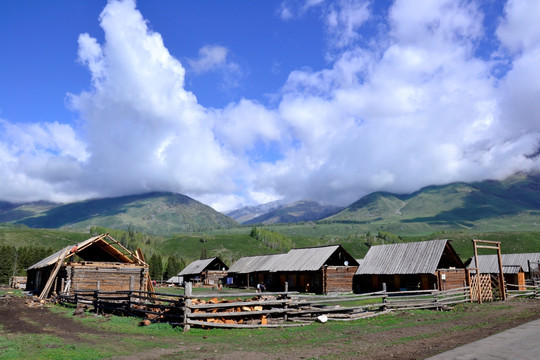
[1,0,540,212]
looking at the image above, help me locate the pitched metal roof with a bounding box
[27,234,141,270]
[178,257,228,276]
[356,239,450,275]
[272,245,351,272]
[227,254,287,274]
[468,253,540,274]
[166,276,183,284]
[228,245,359,273]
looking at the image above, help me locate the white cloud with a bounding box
[496,0,540,53]
[189,45,229,73]
[325,0,370,48]
[1,0,540,212]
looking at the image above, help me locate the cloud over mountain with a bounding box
[1,0,539,211]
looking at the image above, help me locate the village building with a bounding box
[355,239,466,293]
[26,234,149,298]
[227,253,286,289]
[227,245,359,294]
[176,257,228,286]
[467,253,540,288]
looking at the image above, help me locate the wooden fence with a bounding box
[58,283,478,330]
[506,283,540,300]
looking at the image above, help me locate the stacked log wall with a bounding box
[204,270,228,285]
[323,266,358,293]
[437,268,467,290]
[66,262,148,293]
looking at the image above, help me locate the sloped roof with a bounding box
[228,245,359,273]
[468,253,540,274]
[272,245,357,271]
[178,257,228,276]
[166,276,183,284]
[227,254,287,274]
[27,234,143,270]
[356,239,455,275]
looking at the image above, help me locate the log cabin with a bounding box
[228,245,359,294]
[176,257,228,286]
[355,239,466,293]
[26,234,149,298]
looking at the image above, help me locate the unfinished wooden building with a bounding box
[26,234,149,298]
[467,253,540,288]
[355,239,467,293]
[227,245,359,294]
[177,257,228,286]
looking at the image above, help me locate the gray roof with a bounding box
[356,239,451,275]
[228,245,359,273]
[227,254,287,274]
[468,253,540,274]
[273,245,343,272]
[27,234,142,271]
[178,257,226,276]
[166,276,183,284]
[28,236,100,270]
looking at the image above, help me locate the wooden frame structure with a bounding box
[468,239,506,303]
[26,233,150,299]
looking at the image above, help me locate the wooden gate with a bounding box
[470,274,493,302]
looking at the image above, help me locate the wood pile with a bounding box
[189,296,276,326]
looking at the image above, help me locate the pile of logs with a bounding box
[189,296,274,326]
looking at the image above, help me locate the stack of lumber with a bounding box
[186,295,291,328]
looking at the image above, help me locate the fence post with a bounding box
[126,291,132,315]
[382,283,387,311]
[94,290,99,315]
[283,282,289,322]
[183,282,192,332]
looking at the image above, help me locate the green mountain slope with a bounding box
[243,200,342,225]
[0,201,58,223]
[326,173,540,232]
[14,192,238,235]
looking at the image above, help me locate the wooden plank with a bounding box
[39,247,70,300]
[189,308,288,318]
[188,299,290,310]
[186,319,307,329]
[475,245,500,250]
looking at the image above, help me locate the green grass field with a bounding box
[1,297,538,360]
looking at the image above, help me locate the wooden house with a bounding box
[177,257,228,286]
[26,234,149,298]
[355,239,466,293]
[227,254,286,289]
[467,253,540,288]
[227,245,359,294]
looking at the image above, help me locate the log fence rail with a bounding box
[58,283,539,331]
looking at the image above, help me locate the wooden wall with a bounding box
[323,266,358,294]
[203,270,228,285]
[436,268,467,291]
[64,262,148,294]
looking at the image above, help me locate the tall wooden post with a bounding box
[284,282,289,322]
[183,282,192,332]
[496,242,507,300]
[472,239,506,302]
[473,239,482,303]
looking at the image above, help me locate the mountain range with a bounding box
[3,192,237,235]
[1,173,540,235]
[226,200,343,225]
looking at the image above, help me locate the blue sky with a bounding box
[1,0,540,212]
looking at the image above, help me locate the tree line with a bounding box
[89,226,186,282]
[0,245,53,284]
[249,226,294,252]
